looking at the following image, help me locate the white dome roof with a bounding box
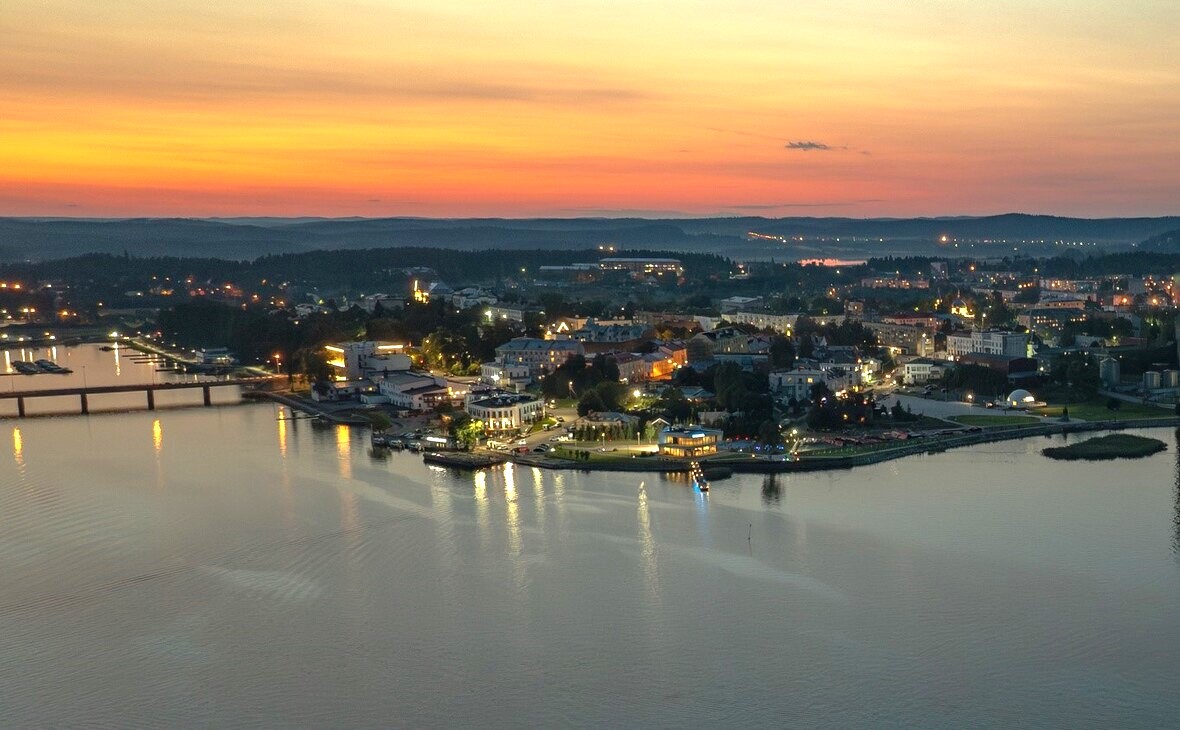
[1006,389,1035,405]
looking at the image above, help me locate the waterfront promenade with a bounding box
[497,415,1180,475]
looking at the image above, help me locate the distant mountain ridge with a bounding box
[1,214,1178,263]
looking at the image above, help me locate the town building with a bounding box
[769,365,857,401]
[599,257,684,277]
[368,370,471,411]
[860,276,930,289]
[723,311,795,334]
[325,341,410,380]
[490,338,585,380]
[901,358,946,385]
[946,330,1030,359]
[572,319,653,353]
[860,321,934,356]
[484,305,528,323]
[657,426,723,458]
[479,361,532,391]
[465,393,544,433]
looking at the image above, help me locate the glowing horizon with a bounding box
[2,1,1178,218]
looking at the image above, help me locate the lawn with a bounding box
[949,415,1041,427]
[1033,400,1172,421]
[550,446,655,464]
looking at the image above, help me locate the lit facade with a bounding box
[657,426,722,458]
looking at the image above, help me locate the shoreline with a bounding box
[256,387,1180,474]
[500,416,1180,475]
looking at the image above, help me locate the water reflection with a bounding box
[473,469,491,551]
[335,425,352,479]
[12,425,23,470]
[637,482,659,598]
[152,419,163,454]
[504,463,523,560]
[762,474,782,505]
[277,409,288,458]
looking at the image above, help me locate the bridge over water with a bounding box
[0,376,282,417]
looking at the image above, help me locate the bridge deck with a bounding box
[0,377,278,400]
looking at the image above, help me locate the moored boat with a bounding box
[34,359,71,374]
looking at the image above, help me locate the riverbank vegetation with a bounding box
[1042,434,1167,461]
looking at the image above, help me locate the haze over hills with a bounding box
[2,214,1179,263]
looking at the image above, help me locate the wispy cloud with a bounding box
[786,141,835,151]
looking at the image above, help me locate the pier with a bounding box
[0,377,281,417]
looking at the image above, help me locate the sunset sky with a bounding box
[2,0,1178,218]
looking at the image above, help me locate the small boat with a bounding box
[35,359,71,374]
[12,361,39,375]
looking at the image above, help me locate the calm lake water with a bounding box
[1,371,1178,726]
[1,343,240,416]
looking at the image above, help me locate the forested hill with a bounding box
[2,214,1179,263]
[1138,228,1180,252]
[0,248,733,290]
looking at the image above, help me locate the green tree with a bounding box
[452,417,485,450]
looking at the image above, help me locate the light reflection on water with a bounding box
[0,405,1178,727]
[0,343,241,416]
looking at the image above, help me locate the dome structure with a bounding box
[1005,389,1035,408]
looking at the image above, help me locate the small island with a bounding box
[1042,434,1167,461]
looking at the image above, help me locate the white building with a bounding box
[479,361,532,391]
[451,287,498,310]
[946,331,1030,360]
[466,393,544,433]
[723,311,796,334]
[902,358,946,385]
[376,371,466,411]
[325,341,410,380]
[484,304,527,323]
[491,338,584,380]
